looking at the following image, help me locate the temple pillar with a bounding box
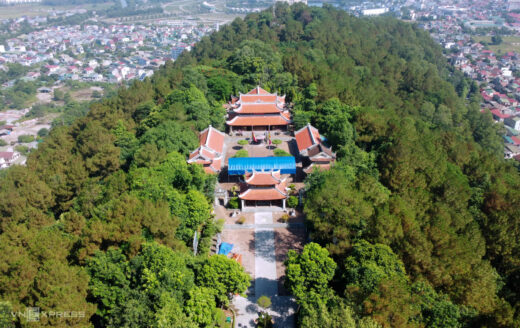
[241,199,245,210]
[282,199,286,210]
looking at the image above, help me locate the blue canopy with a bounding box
[228,156,296,175]
[218,242,234,255]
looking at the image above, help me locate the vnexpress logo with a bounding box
[12,307,40,322]
[26,307,40,322]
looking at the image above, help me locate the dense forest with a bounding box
[0,2,518,327]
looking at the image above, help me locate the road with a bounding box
[232,212,296,328]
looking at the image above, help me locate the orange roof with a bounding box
[295,123,321,152]
[188,126,225,173]
[245,170,283,186]
[303,163,332,174]
[203,157,222,174]
[239,186,287,200]
[190,158,212,165]
[240,94,278,103]
[235,103,283,114]
[227,114,290,126]
[247,86,271,95]
[199,126,225,153]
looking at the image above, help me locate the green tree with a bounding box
[285,243,336,302]
[195,255,251,305]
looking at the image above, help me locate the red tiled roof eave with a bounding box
[226,115,291,126]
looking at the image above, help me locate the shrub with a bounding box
[233,149,249,158]
[287,196,298,208]
[273,148,290,157]
[272,139,282,145]
[17,134,35,143]
[14,145,29,155]
[288,184,296,195]
[280,214,290,223]
[216,219,225,232]
[257,295,272,309]
[238,139,248,146]
[228,197,239,209]
[237,217,246,224]
[0,139,7,146]
[37,128,49,137]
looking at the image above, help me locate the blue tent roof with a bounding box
[218,242,233,255]
[228,156,296,175]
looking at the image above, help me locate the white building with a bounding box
[0,0,42,3]
[505,116,520,131]
[276,0,307,4]
[362,8,389,16]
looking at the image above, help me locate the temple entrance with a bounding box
[242,199,285,212]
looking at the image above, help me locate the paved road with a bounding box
[233,212,296,328]
[223,222,304,230]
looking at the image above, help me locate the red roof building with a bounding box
[226,86,291,131]
[0,151,19,168]
[295,123,336,173]
[238,170,288,209]
[187,126,225,174]
[490,108,511,121]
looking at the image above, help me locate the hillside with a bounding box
[0,2,518,327]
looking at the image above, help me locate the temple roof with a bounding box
[303,163,332,174]
[247,86,271,95]
[187,126,225,173]
[234,102,284,114]
[198,125,225,154]
[244,170,283,186]
[226,114,291,126]
[239,181,287,200]
[295,123,322,153]
[307,144,335,159]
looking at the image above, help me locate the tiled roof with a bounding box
[239,182,287,200]
[240,94,278,103]
[235,103,283,114]
[187,126,225,173]
[307,144,335,159]
[204,157,222,174]
[245,170,283,186]
[196,125,225,153]
[226,114,291,126]
[491,109,511,119]
[295,123,321,153]
[247,86,270,95]
[303,163,332,174]
[0,152,14,161]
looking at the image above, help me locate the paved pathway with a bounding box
[233,212,296,328]
[223,222,304,230]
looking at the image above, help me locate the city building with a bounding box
[276,0,308,4]
[0,152,19,169]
